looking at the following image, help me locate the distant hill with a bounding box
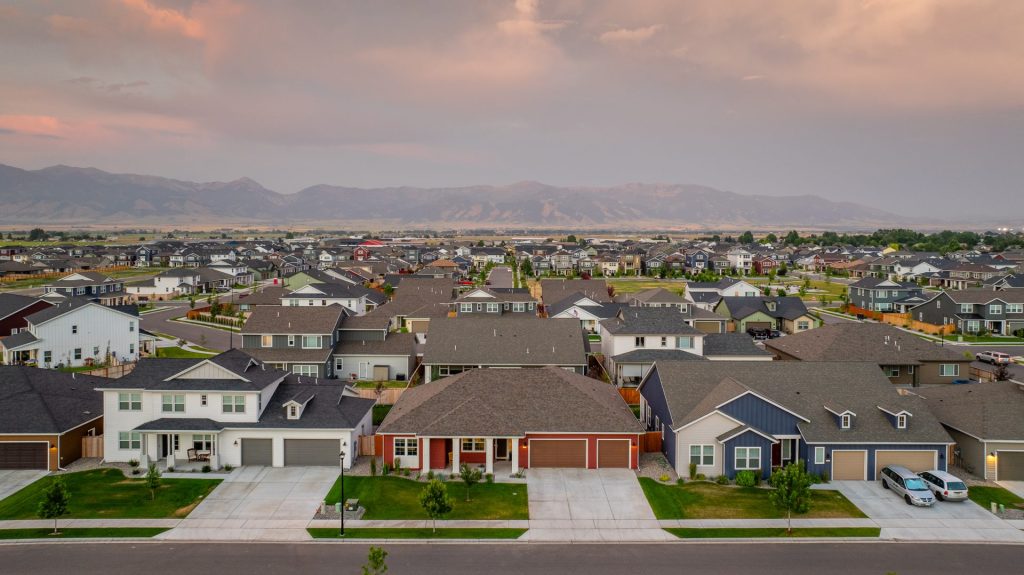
[0,163,913,229]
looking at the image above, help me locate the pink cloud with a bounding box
[119,0,205,39]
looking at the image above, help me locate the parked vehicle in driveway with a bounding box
[975,351,1011,365]
[747,328,770,341]
[879,465,936,507]
[918,470,969,502]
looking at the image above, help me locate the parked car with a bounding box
[769,330,782,339]
[879,465,936,507]
[975,351,1011,365]
[746,328,770,341]
[917,470,969,502]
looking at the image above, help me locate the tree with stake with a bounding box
[362,546,388,575]
[37,478,70,535]
[769,461,813,534]
[418,479,452,533]
[459,462,482,501]
[145,463,162,500]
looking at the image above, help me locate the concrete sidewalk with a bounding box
[0,519,180,529]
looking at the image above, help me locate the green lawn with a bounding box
[57,365,106,373]
[353,380,408,389]
[372,404,393,425]
[156,346,217,358]
[968,485,1024,511]
[0,469,221,519]
[0,528,169,540]
[324,476,528,520]
[639,479,866,520]
[665,527,880,539]
[307,528,526,539]
[605,278,687,295]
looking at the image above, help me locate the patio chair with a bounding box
[187,448,199,462]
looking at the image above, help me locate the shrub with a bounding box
[382,463,391,476]
[131,469,141,476]
[403,469,411,477]
[224,464,233,472]
[820,471,830,483]
[202,465,211,473]
[485,473,494,484]
[715,475,729,485]
[735,471,757,487]
[695,473,706,481]
[128,459,140,469]
[370,457,377,477]
[659,474,671,482]
[167,467,175,473]
[676,478,686,485]
[688,462,697,480]
[426,470,435,480]
[393,457,402,472]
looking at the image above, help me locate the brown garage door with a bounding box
[693,320,723,334]
[597,439,630,468]
[831,451,866,480]
[0,443,48,469]
[875,450,936,475]
[997,451,1024,481]
[529,439,586,468]
[407,320,429,334]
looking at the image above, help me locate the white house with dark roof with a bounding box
[0,299,139,368]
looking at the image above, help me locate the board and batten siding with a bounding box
[32,304,139,367]
[718,393,803,436]
[801,443,948,481]
[638,368,676,467]
[723,430,774,480]
[676,411,737,478]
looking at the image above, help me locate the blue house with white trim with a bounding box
[639,361,952,481]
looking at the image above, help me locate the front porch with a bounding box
[133,423,224,471]
[415,436,524,477]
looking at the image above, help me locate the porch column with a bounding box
[451,437,460,473]
[165,435,176,469]
[139,433,150,468]
[484,438,494,474]
[208,434,220,469]
[510,438,520,472]
[421,437,431,471]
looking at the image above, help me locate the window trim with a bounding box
[222,394,246,413]
[161,394,185,413]
[814,446,826,465]
[118,431,141,450]
[840,414,852,429]
[634,336,646,348]
[734,446,761,470]
[939,364,960,377]
[461,438,486,452]
[118,392,142,411]
[301,335,321,349]
[688,444,714,467]
[394,437,419,457]
[261,335,273,348]
[896,414,907,429]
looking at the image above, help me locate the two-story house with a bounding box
[0,293,52,337]
[98,350,374,470]
[0,299,139,368]
[726,247,753,274]
[684,278,761,310]
[910,289,1024,336]
[714,296,819,334]
[241,305,345,377]
[42,271,127,306]
[451,287,537,316]
[281,282,384,315]
[848,277,927,313]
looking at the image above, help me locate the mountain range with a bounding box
[0,163,914,230]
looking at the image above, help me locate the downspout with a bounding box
[56,433,67,471]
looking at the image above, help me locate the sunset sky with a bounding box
[1,0,1021,218]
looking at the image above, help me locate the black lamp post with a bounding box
[339,442,347,537]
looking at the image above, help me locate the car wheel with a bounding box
[882,480,889,490]
[904,495,913,505]
[935,492,944,501]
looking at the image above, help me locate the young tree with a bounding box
[37,478,71,535]
[459,462,482,502]
[189,296,196,310]
[992,363,1010,382]
[362,546,388,575]
[418,479,453,533]
[145,463,162,500]
[209,300,222,319]
[769,461,813,534]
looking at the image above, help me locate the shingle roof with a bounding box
[703,333,772,357]
[101,349,287,391]
[248,381,374,429]
[600,308,703,336]
[0,366,103,433]
[423,317,587,366]
[938,289,1024,304]
[631,288,686,304]
[334,332,415,356]
[718,296,811,321]
[134,418,225,432]
[0,330,38,350]
[243,347,333,364]
[763,323,965,364]
[26,298,137,325]
[918,381,1024,441]
[540,279,611,303]
[378,367,643,436]
[241,305,345,335]
[0,293,42,320]
[612,349,707,363]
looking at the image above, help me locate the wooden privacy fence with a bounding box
[82,435,104,459]
[78,363,135,379]
[358,435,376,456]
[0,264,134,284]
[618,388,641,405]
[640,432,662,453]
[847,305,956,336]
[354,388,406,405]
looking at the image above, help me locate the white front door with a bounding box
[359,362,370,379]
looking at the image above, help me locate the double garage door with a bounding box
[528,439,630,469]
[0,443,48,470]
[831,450,937,480]
[997,451,1024,481]
[240,438,341,466]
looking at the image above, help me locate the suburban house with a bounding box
[125,268,202,301]
[281,282,383,315]
[547,292,628,333]
[452,287,537,316]
[599,308,705,385]
[421,317,588,383]
[726,247,753,274]
[684,278,761,310]
[98,350,374,469]
[627,288,688,309]
[714,296,819,334]
[240,305,346,377]
[909,289,1024,336]
[848,277,927,312]
[377,367,643,473]
[42,271,128,306]
[333,332,416,383]
[918,381,1024,481]
[639,361,953,481]
[540,279,611,305]
[0,367,103,470]
[0,299,140,368]
[0,293,52,337]
[764,323,971,386]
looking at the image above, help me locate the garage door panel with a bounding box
[284,439,340,466]
[0,443,48,469]
[831,451,866,480]
[694,321,722,334]
[874,450,936,475]
[997,452,1024,481]
[241,438,273,466]
[530,439,586,468]
[597,440,630,469]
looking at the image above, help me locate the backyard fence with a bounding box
[354,387,407,405]
[640,431,662,453]
[82,435,104,459]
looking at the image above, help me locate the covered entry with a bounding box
[529,439,586,468]
[284,439,339,466]
[997,451,1024,481]
[241,438,273,466]
[831,450,867,480]
[0,443,48,470]
[875,450,936,475]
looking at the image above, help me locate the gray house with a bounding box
[848,277,926,312]
[240,305,345,377]
[452,287,537,316]
[910,289,1024,336]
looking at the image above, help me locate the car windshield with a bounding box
[948,481,967,491]
[904,478,928,491]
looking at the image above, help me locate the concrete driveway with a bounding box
[159,466,338,541]
[0,470,47,502]
[823,480,1024,542]
[523,468,672,542]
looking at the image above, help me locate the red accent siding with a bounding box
[429,438,448,470]
[523,433,640,469]
[381,434,423,469]
[0,300,52,338]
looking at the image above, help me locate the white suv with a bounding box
[975,351,1011,365]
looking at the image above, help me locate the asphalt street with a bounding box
[0,542,1020,575]
[487,265,514,288]
[140,291,248,351]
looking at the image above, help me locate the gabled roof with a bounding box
[26,298,138,325]
[241,305,345,335]
[0,293,45,320]
[763,323,965,364]
[918,381,1024,441]
[702,333,772,357]
[600,307,703,336]
[100,349,287,392]
[423,316,587,366]
[717,296,810,320]
[630,288,685,304]
[0,366,103,434]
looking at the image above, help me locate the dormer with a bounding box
[283,390,315,420]
[766,301,777,312]
[824,404,856,429]
[877,406,912,430]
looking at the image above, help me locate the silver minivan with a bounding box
[880,465,936,507]
[918,470,969,502]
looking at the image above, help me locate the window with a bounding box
[293,364,318,376]
[129,343,135,354]
[781,439,793,461]
[528,303,535,310]
[162,394,185,413]
[170,434,180,452]
[897,414,907,429]
[907,365,915,375]
[841,414,852,429]
[660,336,668,348]
[118,393,142,411]
[461,438,486,452]
[939,364,960,377]
[689,445,714,466]
[93,346,100,357]
[797,321,810,331]
[261,335,273,347]
[460,303,473,313]
[301,335,321,349]
[989,304,1003,314]
[129,321,135,332]
[676,336,694,349]
[222,395,245,413]
[485,302,499,313]
[634,336,646,347]
[814,446,826,465]
[200,394,208,406]
[72,325,78,334]
[334,357,344,371]
[289,405,298,418]
[734,447,761,470]
[1007,304,1023,314]
[960,303,973,313]
[43,351,52,364]
[394,437,418,457]
[513,302,525,312]
[193,434,213,451]
[886,367,900,377]
[74,348,82,360]
[476,303,483,311]
[118,432,141,450]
